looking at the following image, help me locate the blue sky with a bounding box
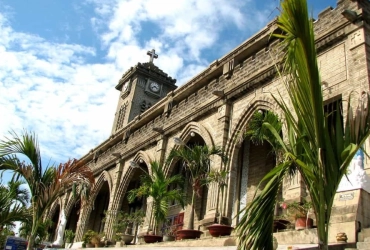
[0,0,336,171]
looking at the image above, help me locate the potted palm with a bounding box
[283,199,313,230]
[64,229,75,248]
[162,224,176,242]
[167,140,227,240]
[128,161,184,243]
[206,168,233,237]
[82,230,98,248]
[106,209,144,245]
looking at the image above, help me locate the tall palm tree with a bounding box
[0,131,95,250]
[0,180,30,230]
[167,144,227,230]
[127,161,184,235]
[235,0,370,249]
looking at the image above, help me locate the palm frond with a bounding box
[238,0,370,249]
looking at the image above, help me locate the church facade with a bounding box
[48,0,370,244]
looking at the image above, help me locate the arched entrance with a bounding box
[87,181,110,233]
[233,110,277,223]
[66,200,81,233]
[119,161,148,235]
[121,165,147,213]
[48,204,60,242]
[168,133,209,230]
[185,134,208,222]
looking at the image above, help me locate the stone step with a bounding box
[357,241,370,249]
[358,228,370,242]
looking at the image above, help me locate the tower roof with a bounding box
[116,61,176,91]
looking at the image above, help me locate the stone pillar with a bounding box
[155,135,168,166]
[104,159,125,240]
[74,203,93,242]
[202,100,231,225]
[141,197,153,234]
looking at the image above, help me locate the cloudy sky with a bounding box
[0,0,336,168]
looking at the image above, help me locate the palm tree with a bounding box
[235,0,370,249]
[127,161,184,235]
[0,131,95,250]
[0,180,30,230]
[167,143,227,230]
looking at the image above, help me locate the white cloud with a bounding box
[0,12,119,164]
[0,0,271,166]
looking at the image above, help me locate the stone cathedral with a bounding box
[48,0,370,246]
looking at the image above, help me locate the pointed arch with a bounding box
[76,170,113,237]
[132,150,153,176]
[177,121,215,148]
[46,197,62,220]
[91,170,113,199]
[224,96,279,220]
[225,96,278,166]
[65,192,78,219]
[110,150,152,213]
[165,122,215,177]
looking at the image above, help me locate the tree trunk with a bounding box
[27,202,38,250]
[186,190,196,230]
[147,202,154,234]
[219,188,224,224]
[215,185,220,223]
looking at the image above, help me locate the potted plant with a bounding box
[162,224,176,242]
[106,209,145,245]
[128,161,184,243]
[64,229,75,248]
[205,168,233,237]
[90,232,103,248]
[82,230,98,248]
[167,141,227,240]
[283,199,313,230]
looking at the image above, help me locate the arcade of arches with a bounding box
[47,116,296,243]
[48,0,370,244]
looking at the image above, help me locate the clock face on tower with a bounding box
[149,81,160,93]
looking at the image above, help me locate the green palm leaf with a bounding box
[236,0,370,249]
[128,161,184,234]
[0,131,95,250]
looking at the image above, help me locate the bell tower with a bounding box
[111,49,177,134]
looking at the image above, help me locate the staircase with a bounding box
[345,228,370,250]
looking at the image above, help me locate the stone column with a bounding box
[74,203,93,242]
[203,100,231,224]
[155,135,168,166]
[104,159,125,240]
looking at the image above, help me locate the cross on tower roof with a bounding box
[147,49,158,63]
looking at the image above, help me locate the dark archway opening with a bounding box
[119,162,148,234]
[87,181,110,233]
[66,200,81,234]
[235,110,278,223]
[48,205,60,242]
[185,134,208,222]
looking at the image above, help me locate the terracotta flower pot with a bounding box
[143,235,163,243]
[176,229,203,240]
[207,224,234,237]
[295,217,313,230]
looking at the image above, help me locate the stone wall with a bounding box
[51,0,370,243]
